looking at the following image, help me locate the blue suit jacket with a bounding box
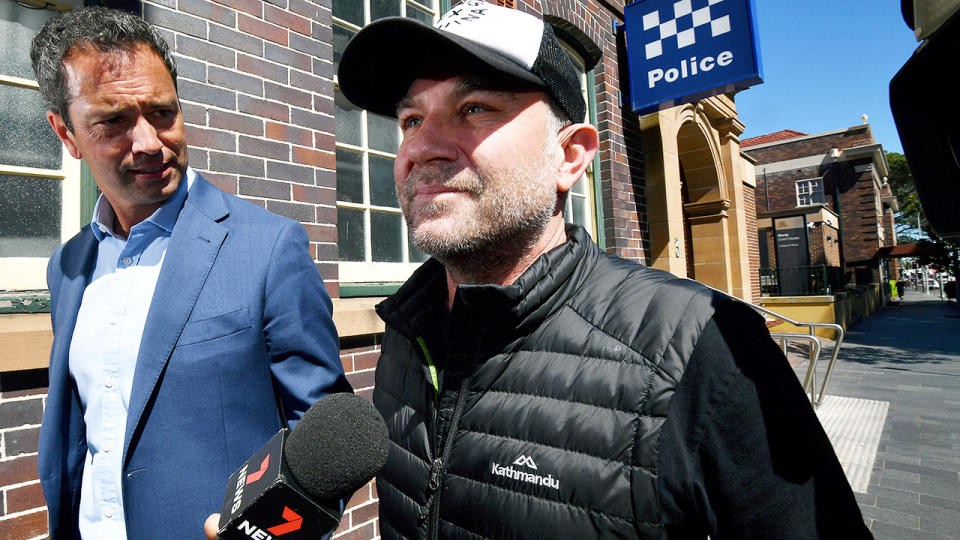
[39,175,351,539]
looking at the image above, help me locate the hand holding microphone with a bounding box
[208,392,388,539]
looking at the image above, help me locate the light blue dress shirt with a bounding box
[68,169,195,539]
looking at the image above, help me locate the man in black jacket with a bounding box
[338,2,870,538]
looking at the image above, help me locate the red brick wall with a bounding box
[147,0,341,296]
[764,229,777,268]
[807,223,840,267]
[839,165,882,265]
[0,371,47,540]
[514,0,644,261]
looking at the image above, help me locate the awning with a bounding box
[873,243,935,259]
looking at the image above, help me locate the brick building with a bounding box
[742,123,898,295]
[0,1,759,537]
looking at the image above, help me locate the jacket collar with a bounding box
[378,225,595,340]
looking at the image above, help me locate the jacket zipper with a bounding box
[427,375,471,540]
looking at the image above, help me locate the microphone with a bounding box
[216,392,389,539]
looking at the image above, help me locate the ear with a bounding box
[555,122,599,193]
[47,111,82,160]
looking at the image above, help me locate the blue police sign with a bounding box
[624,0,763,114]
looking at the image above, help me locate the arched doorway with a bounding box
[676,119,728,287]
[640,96,755,300]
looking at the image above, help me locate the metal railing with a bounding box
[752,304,844,407]
[760,265,845,297]
[696,281,845,407]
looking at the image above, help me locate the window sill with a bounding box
[0,313,52,372]
[0,298,389,373]
[331,297,386,338]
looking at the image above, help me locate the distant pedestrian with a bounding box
[896,280,905,301]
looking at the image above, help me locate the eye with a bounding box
[400,115,422,131]
[463,103,490,115]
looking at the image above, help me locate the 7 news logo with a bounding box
[236,507,303,539]
[229,452,304,539]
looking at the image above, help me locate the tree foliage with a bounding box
[887,152,960,279]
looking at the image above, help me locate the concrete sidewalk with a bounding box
[797,290,960,539]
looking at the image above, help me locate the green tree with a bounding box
[886,152,922,241]
[887,152,960,284]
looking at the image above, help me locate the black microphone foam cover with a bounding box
[284,392,389,503]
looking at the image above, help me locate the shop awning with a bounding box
[873,243,934,259]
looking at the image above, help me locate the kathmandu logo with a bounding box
[641,0,731,59]
[512,455,538,469]
[491,454,560,490]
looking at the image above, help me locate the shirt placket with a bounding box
[97,264,125,524]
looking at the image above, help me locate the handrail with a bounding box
[769,333,820,403]
[694,281,845,406]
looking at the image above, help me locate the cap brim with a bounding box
[337,17,546,118]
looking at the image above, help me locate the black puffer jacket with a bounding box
[373,226,869,539]
[374,225,719,539]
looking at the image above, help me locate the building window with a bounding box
[333,0,438,285]
[796,177,825,207]
[1,1,83,291]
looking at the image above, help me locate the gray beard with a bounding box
[401,163,556,282]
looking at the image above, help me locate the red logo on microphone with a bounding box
[246,455,270,485]
[267,507,303,536]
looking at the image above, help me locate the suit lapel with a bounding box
[123,177,229,465]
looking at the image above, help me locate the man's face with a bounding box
[393,76,562,259]
[49,44,187,229]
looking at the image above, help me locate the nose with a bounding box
[130,116,163,156]
[399,115,459,166]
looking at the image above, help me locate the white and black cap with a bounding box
[338,0,590,123]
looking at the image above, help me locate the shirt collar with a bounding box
[90,167,197,241]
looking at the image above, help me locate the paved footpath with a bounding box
[812,290,960,539]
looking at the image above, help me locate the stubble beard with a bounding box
[399,159,558,282]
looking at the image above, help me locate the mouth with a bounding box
[415,184,462,196]
[127,163,170,179]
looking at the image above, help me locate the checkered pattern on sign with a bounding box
[641,0,731,60]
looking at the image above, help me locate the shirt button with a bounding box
[122,256,133,265]
[105,377,116,388]
[104,507,114,518]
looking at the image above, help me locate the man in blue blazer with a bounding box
[32,8,351,538]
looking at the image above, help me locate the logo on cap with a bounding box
[641,0,731,59]
[436,0,490,29]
